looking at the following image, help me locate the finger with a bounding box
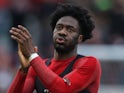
[10,30,26,43]
[18,43,20,51]
[10,27,29,39]
[19,52,29,68]
[11,27,22,34]
[34,46,38,52]
[11,35,23,44]
[18,25,32,37]
[18,43,22,54]
[18,43,25,60]
[18,43,29,68]
[10,29,20,37]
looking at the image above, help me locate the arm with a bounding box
[7,43,29,93]
[7,44,38,93]
[7,67,36,93]
[7,69,27,93]
[9,25,101,93]
[31,56,101,93]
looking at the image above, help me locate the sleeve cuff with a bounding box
[29,53,39,62]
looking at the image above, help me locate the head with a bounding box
[50,3,95,54]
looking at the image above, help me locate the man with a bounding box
[8,3,101,93]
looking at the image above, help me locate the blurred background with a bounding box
[0,0,124,93]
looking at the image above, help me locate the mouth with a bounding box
[56,37,66,44]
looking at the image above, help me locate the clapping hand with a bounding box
[10,25,35,59]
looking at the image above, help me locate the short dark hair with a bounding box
[50,3,95,42]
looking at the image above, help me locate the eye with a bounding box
[67,27,75,32]
[55,25,63,31]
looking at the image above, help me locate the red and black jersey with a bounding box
[8,55,101,93]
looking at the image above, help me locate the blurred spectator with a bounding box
[0,0,10,9]
[9,0,33,50]
[108,0,124,44]
[0,0,13,53]
[0,47,14,93]
[94,0,112,12]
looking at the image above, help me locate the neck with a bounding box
[53,48,77,60]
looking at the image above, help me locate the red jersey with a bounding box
[7,55,101,93]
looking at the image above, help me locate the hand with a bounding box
[18,43,38,69]
[10,25,35,59]
[18,43,29,69]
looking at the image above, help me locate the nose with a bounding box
[58,28,67,36]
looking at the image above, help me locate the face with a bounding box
[53,16,81,54]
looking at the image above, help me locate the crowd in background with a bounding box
[0,0,124,92]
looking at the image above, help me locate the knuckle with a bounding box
[21,38,26,43]
[21,40,24,44]
[27,35,32,39]
[23,38,26,42]
[29,36,32,39]
[20,41,23,44]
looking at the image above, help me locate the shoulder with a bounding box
[73,56,101,70]
[72,56,101,77]
[77,55,100,64]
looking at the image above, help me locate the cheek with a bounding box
[70,35,79,43]
[53,29,58,35]
[53,29,57,33]
[53,33,57,41]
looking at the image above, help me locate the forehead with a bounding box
[56,16,79,28]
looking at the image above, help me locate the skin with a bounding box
[53,16,83,60]
[18,44,38,69]
[9,16,83,69]
[10,25,35,59]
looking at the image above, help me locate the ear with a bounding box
[78,35,83,43]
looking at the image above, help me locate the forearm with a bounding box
[31,57,57,88]
[30,57,78,93]
[7,69,27,93]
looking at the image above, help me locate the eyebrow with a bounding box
[56,23,76,29]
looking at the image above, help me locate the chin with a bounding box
[54,41,76,54]
[55,46,74,54]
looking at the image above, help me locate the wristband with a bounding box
[29,53,39,62]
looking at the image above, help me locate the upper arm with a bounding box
[62,57,101,92]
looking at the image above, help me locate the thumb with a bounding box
[34,46,38,53]
[18,43,22,55]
